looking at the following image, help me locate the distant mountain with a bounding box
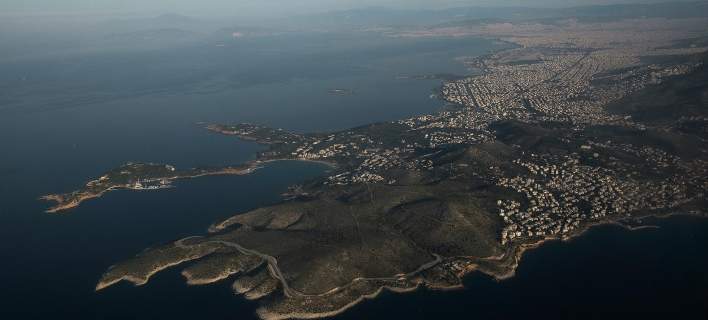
[152,13,195,25]
[432,1,708,28]
[285,1,708,29]
[212,26,279,39]
[445,1,708,21]
[105,28,200,42]
[98,13,205,36]
[282,6,451,29]
[558,1,708,20]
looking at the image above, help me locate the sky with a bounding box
[0,0,697,17]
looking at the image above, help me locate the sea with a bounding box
[0,31,705,320]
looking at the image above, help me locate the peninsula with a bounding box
[41,162,258,213]
[45,13,708,320]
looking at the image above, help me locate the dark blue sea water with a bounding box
[0,32,706,320]
[336,215,708,320]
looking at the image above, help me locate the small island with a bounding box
[327,88,354,96]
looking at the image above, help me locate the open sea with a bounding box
[0,31,705,320]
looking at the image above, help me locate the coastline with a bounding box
[256,158,338,170]
[40,165,259,214]
[96,240,223,292]
[39,25,708,320]
[181,269,237,286]
[7,9,707,320]
[90,115,708,319]
[257,284,423,320]
[40,188,117,214]
[40,155,336,215]
[253,210,707,320]
[95,256,198,291]
[477,210,707,282]
[38,31,489,216]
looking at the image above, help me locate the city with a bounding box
[36,10,708,320]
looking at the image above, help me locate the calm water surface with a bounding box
[0,33,705,319]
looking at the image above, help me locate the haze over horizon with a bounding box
[0,0,707,318]
[1,0,701,18]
